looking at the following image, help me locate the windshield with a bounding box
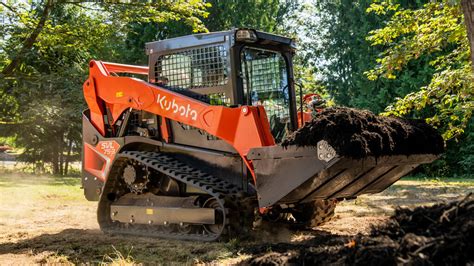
[240,47,290,142]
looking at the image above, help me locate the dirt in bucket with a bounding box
[282,107,444,158]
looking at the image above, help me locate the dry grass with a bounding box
[101,246,137,266]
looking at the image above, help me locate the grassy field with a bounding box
[0,171,472,264]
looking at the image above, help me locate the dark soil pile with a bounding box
[241,194,474,265]
[282,107,444,158]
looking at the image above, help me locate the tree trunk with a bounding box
[59,151,64,176]
[462,0,474,71]
[59,133,65,176]
[52,150,59,175]
[1,0,53,77]
[64,139,73,176]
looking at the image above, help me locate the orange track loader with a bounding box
[81,29,438,241]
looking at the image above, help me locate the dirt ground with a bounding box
[0,172,472,264]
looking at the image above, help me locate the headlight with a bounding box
[236,29,258,43]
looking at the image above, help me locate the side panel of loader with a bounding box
[82,108,250,200]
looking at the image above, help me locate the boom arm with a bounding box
[83,60,275,161]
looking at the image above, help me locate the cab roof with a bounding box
[145,28,296,55]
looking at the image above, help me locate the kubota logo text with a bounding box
[156,94,198,121]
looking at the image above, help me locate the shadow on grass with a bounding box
[0,226,352,264]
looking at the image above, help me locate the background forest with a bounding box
[0,0,472,177]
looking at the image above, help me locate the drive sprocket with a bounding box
[122,163,149,194]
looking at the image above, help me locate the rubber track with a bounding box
[98,151,247,241]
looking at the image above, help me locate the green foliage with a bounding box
[203,0,297,32]
[120,21,192,65]
[459,120,474,173]
[420,119,474,177]
[102,1,209,33]
[0,136,15,147]
[365,0,474,176]
[0,91,19,123]
[300,0,472,177]
[0,1,208,175]
[299,0,432,113]
[367,1,473,140]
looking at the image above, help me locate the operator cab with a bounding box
[146,29,297,143]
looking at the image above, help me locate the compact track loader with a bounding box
[82,29,439,241]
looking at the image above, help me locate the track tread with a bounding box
[98,151,252,241]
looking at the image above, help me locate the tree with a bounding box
[203,0,297,33]
[1,0,53,77]
[367,1,474,176]
[0,1,208,175]
[366,1,473,140]
[461,0,474,69]
[299,0,430,113]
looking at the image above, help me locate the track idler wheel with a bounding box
[202,198,225,235]
[177,223,192,234]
